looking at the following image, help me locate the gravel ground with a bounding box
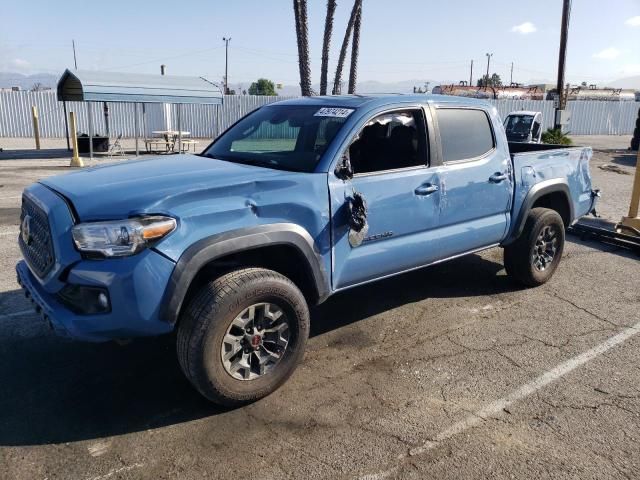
[0,137,638,479]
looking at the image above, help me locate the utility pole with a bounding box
[469,59,473,86]
[485,53,493,87]
[555,0,571,129]
[510,62,514,85]
[72,40,78,69]
[223,37,231,94]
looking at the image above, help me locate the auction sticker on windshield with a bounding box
[314,107,355,118]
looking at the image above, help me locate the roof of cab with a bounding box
[269,94,491,110]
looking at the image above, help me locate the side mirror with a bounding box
[335,154,353,180]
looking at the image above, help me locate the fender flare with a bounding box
[503,179,574,245]
[159,223,329,324]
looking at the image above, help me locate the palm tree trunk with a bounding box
[320,0,337,96]
[293,0,312,96]
[293,0,304,91]
[347,0,362,94]
[332,0,359,95]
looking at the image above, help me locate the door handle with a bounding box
[489,172,509,183]
[415,183,439,196]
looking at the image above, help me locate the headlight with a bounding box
[71,216,176,257]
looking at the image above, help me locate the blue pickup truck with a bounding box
[16,94,597,405]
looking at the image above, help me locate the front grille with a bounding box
[19,195,55,278]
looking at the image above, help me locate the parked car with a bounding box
[16,95,598,405]
[504,110,543,143]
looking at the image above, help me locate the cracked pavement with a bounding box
[0,139,639,479]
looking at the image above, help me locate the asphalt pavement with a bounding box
[0,137,638,479]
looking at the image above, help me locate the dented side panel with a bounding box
[509,146,594,233]
[152,172,333,292]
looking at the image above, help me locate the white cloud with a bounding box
[511,22,537,34]
[593,47,621,60]
[624,16,640,27]
[11,58,30,69]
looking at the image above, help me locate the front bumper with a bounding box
[16,249,176,342]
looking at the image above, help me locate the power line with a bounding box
[102,46,225,71]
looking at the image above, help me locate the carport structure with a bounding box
[56,69,223,159]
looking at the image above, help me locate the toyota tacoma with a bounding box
[16,94,598,405]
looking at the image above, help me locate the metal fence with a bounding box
[1,90,638,138]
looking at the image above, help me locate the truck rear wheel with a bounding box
[504,208,565,287]
[177,267,310,406]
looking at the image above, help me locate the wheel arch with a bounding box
[160,223,329,325]
[504,179,574,245]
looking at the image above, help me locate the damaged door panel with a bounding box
[329,107,442,289]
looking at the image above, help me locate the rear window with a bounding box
[436,109,495,163]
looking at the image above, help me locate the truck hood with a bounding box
[40,154,285,220]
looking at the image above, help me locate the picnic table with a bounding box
[146,130,196,153]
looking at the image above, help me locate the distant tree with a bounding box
[248,78,277,96]
[31,82,45,91]
[477,73,502,87]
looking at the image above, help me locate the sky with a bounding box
[1,0,640,90]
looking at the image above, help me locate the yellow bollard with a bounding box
[619,147,640,235]
[31,105,41,150]
[68,111,84,167]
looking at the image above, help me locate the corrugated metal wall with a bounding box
[1,91,638,138]
[564,101,639,135]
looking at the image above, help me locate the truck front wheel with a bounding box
[177,267,310,406]
[504,208,565,287]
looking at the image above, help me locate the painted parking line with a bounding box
[0,309,34,320]
[359,320,640,479]
[0,230,19,236]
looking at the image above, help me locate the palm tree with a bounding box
[347,0,362,94]
[293,0,312,96]
[320,0,337,96]
[332,0,360,95]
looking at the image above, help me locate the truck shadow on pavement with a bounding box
[0,253,517,446]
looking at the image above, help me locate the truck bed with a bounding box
[508,141,577,154]
[507,142,595,238]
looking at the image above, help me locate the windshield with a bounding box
[203,105,353,172]
[504,115,534,136]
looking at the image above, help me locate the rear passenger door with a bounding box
[431,106,512,258]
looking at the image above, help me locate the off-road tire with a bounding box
[177,267,310,406]
[504,208,565,287]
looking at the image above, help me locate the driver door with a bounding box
[329,107,442,289]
